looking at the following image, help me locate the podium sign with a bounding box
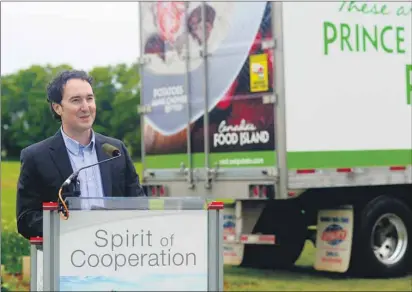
[36,197,223,291]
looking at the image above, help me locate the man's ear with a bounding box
[52,103,62,116]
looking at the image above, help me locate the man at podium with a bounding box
[16,70,146,240]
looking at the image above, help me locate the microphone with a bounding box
[58,143,122,220]
[61,143,121,188]
[102,143,121,157]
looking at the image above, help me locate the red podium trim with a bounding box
[207,201,224,210]
[29,236,43,244]
[42,202,58,210]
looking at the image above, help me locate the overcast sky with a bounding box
[1,2,141,75]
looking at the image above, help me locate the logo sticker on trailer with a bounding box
[321,223,347,246]
[249,53,269,93]
[223,215,236,234]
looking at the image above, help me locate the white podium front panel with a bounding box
[39,197,224,292]
[59,209,208,291]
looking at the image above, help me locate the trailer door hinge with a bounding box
[138,55,151,65]
[262,38,276,50]
[181,49,190,60]
[262,94,277,104]
[137,105,152,114]
[264,168,278,178]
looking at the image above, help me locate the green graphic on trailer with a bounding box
[145,149,412,169]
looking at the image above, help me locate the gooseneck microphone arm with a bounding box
[61,155,120,188]
[58,143,122,220]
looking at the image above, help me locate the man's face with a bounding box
[54,78,96,134]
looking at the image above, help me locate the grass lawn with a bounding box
[1,161,21,230]
[224,260,412,291]
[2,161,411,291]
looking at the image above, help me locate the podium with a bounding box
[29,197,224,291]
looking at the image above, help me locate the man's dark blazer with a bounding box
[16,130,146,240]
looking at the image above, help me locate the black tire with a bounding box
[350,195,412,277]
[241,200,307,269]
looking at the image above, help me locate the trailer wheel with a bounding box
[241,201,307,270]
[351,196,412,277]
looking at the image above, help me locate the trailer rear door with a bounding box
[139,2,201,185]
[201,2,277,185]
[139,2,278,188]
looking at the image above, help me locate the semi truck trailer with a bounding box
[137,1,412,277]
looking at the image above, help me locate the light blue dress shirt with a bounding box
[61,128,105,209]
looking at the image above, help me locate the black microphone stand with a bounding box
[58,151,121,220]
[58,174,81,218]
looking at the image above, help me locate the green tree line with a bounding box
[1,63,142,160]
